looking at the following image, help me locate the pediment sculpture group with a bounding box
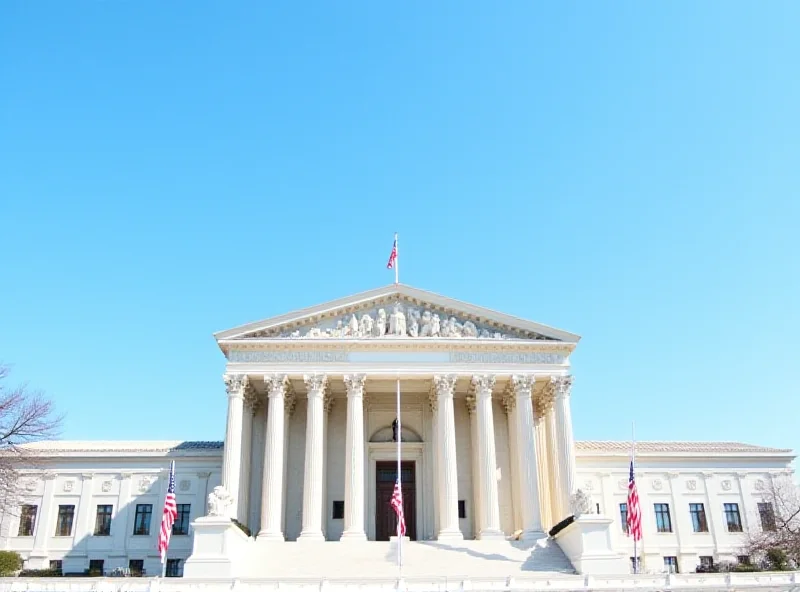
[280,303,512,340]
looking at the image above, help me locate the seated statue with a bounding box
[207,485,234,517]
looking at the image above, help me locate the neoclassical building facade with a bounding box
[1,285,794,584]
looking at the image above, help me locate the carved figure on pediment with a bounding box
[463,321,478,338]
[290,330,301,338]
[345,314,359,337]
[375,309,387,337]
[207,486,234,517]
[307,327,322,338]
[442,316,463,337]
[420,311,432,336]
[389,304,406,336]
[359,313,373,337]
[332,320,344,337]
[431,314,441,336]
[479,329,491,338]
[407,308,420,337]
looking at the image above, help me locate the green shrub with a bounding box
[18,568,62,577]
[733,562,761,572]
[0,551,22,576]
[766,548,790,571]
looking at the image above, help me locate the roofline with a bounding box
[213,283,581,343]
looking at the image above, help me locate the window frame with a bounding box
[17,504,38,537]
[690,503,709,533]
[133,504,153,536]
[165,558,182,577]
[55,505,75,537]
[619,503,628,533]
[172,504,191,536]
[724,503,743,533]
[758,502,776,532]
[654,503,673,533]
[94,504,113,536]
[663,555,679,574]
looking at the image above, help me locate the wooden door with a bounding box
[375,461,416,541]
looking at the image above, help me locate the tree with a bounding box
[744,475,800,569]
[0,364,62,513]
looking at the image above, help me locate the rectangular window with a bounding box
[458,500,466,519]
[165,558,182,577]
[133,504,153,536]
[724,503,743,532]
[758,502,776,531]
[55,505,75,536]
[17,505,37,536]
[89,559,104,574]
[331,500,344,520]
[654,503,672,533]
[620,503,628,533]
[629,556,640,573]
[129,559,144,575]
[664,556,679,573]
[737,555,751,565]
[49,560,62,573]
[699,556,714,568]
[172,504,191,535]
[94,505,113,536]
[690,503,709,532]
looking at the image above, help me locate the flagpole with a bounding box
[394,232,399,285]
[396,376,403,568]
[632,422,637,575]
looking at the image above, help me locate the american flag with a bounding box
[390,479,406,536]
[158,461,178,561]
[386,237,397,269]
[627,460,642,541]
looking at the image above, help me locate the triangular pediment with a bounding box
[215,284,580,345]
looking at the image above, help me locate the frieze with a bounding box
[229,349,567,365]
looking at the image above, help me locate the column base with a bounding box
[478,528,506,540]
[340,530,368,542]
[436,528,464,541]
[297,531,325,542]
[257,530,285,542]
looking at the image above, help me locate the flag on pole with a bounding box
[158,461,178,561]
[626,461,642,541]
[390,479,406,536]
[386,236,398,270]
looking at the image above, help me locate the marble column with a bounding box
[472,375,504,539]
[503,389,521,532]
[428,388,441,537]
[534,407,552,530]
[465,394,482,538]
[341,374,367,541]
[552,376,576,515]
[222,374,247,518]
[322,391,334,539]
[545,406,563,521]
[298,373,327,542]
[433,375,463,540]
[259,374,288,541]
[512,374,543,537]
[239,390,256,524]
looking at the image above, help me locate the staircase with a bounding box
[244,535,577,579]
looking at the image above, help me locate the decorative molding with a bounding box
[101,480,113,492]
[63,480,74,492]
[343,374,366,398]
[228,349,567,365]
[550,375,574,399]
[686,480,697,491]
[471,374,496,398]
[43,471,56,481]
[652,479,663,491]
[20,479,36,492]
[720,479,732,491]
[303,373,328,395]
[583,480,594,491]
[754,479,765,491]
[511,374,535,396]
[433,375,457,398]
[138,477,154,493]
[179,480,191,492]
[618,479,628,491]
[264,374,289,398]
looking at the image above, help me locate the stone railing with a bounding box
[0,572,798,592]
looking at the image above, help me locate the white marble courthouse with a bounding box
[1,285,795,590]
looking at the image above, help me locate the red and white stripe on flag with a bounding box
[386,238,397,269]
[627,461,642,541]
[158,461,178,561]
[390,479,406,536]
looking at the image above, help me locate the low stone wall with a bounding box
[0,572,799,592]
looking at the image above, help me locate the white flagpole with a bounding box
[631,422,637,575]
[394,232,399,285]
[396,376,403,568]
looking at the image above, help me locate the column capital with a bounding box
[224,374,248,399]
[343,374,366,397]
[550,375,574,399]
[433,374,457,398]
[511,374,535,396]
[303,373,328,397]
[264,374,289,397]
[471,374,496,398]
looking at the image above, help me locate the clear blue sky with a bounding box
[1,2,798,453]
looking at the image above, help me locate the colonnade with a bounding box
[220,373,576,541]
